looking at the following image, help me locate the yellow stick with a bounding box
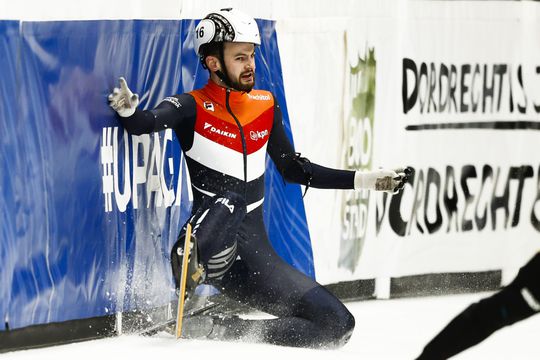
[175,223,192,339]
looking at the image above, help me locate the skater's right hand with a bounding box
[108,77,139,117]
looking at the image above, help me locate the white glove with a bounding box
[354,167,411,194]
[108,77,139,117]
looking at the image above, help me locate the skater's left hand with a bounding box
[354,167,411,194]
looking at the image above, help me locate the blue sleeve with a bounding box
[117,93,196,136]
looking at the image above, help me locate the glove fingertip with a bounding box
[119,77,130,90]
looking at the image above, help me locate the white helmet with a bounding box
[194,8,261,57]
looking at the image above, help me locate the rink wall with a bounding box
[0,17,312,346]
[2,0,540,352]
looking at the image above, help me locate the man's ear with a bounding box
[205,55,221,72]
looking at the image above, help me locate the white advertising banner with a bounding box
[280,1,540,285]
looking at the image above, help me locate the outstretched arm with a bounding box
[108,77,196,136]
[267,99,409,194]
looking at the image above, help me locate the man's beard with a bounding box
[229,71,255,92]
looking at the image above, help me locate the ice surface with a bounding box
[3,292,539,360]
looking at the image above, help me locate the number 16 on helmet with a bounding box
[194,8,261,64]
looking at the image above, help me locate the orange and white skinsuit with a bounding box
[119,80,356,348]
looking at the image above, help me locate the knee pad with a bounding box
[205,240,238,281]
[190,191,247,238]
[171,192,247,286]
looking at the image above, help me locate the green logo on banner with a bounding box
[339,47,376,271]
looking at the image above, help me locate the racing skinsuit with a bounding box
[119,80,355,348]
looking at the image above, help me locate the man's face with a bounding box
[222,42,256,92]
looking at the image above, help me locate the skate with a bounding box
[174,223,206,338]
[181,313,245,340]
